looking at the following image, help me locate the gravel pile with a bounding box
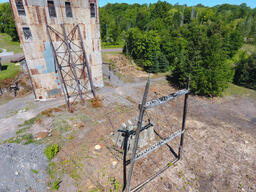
[0,144,48,192]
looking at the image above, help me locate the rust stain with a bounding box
[24,0,28,7]
[30,69,40,75]
[92,39,95,52]
[43,9,48,24]
[33,80,39,89]
[10,0,103,100]
[35,6,42,24]
[90,54,92,64]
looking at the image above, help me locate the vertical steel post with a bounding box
[23,59,37,99]
[77,25,96,98]
[125,76,151,192]
[46,25,70,110]
[178,77,190,159]
[61,24,85,104]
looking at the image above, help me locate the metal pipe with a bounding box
[125,76,151,192]
[178,77,190,159]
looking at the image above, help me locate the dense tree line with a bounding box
[100,2,256,95]
[0,2,255,95]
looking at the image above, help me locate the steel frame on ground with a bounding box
[123,77,190,192]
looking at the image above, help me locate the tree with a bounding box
[0,2,18,41]
[234,52,256,90]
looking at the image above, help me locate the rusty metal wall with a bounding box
[9,0,103,100]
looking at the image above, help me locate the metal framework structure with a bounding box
[46,24,96,110]
[123,76,190,192]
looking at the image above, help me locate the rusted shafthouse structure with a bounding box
[10,0,103,104]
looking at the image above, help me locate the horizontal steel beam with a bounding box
[118,122,154,137]
[134,130,185,162]
[145,89,189,109]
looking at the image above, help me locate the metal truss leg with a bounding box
[77,25,96,98]
[124,76,151,192]
[46,25,71,110]
[61,24,85,104]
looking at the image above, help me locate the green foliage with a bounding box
[234,52,256,90]
[0,3,19,41]
[31,169,39,174]
[117,2,248,96]
[44,144,60,160]
[0,33,22,53]
[52,180,61,190]
[124,28,167,73]
[110,177,122,192]
[0,63,20,82]
[169,21,235,96]
[19,117,37,127]
[4,134,35,145]
[16,127,30,135]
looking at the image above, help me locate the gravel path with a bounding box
[0,144,48,192]
[0,48,14,57]
[0,94,65,141]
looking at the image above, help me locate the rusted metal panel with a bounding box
[9,0,103,100]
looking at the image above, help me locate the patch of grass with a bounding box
[52,180,62,190]
[4,134,35,145]
[224,83,256,99]
[16,127,29,135]
[126,96,136,104]
[19,117,37,127]
[31,169,39,174]
[0,33,22,53]
[88,189,101,192]
[54,119,70,134]
[71,167,81,180]
[242,43,256,54]
[110,177,122,192]
[44,144,60,160]
[101,42,124,49]
[47,162,58,180]
[0,63,20,82]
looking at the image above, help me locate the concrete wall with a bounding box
[9,0,103,100]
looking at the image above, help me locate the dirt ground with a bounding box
[0,53,255,192]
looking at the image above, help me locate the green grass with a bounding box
[0,33,22,53]
[16,127,30,135]
[224,83,256,98]
[44,144,60,160]
[101,41,124,49]
[4,134,35,145]
[241,44,256,54]
[31,169,39,174]
[0,63,20,81]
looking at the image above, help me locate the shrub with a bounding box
[44,144,60,160]
[234,52,256,90]
[52,180,62,190]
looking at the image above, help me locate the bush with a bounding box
[234,52,256,90]
[44,144,60,160]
